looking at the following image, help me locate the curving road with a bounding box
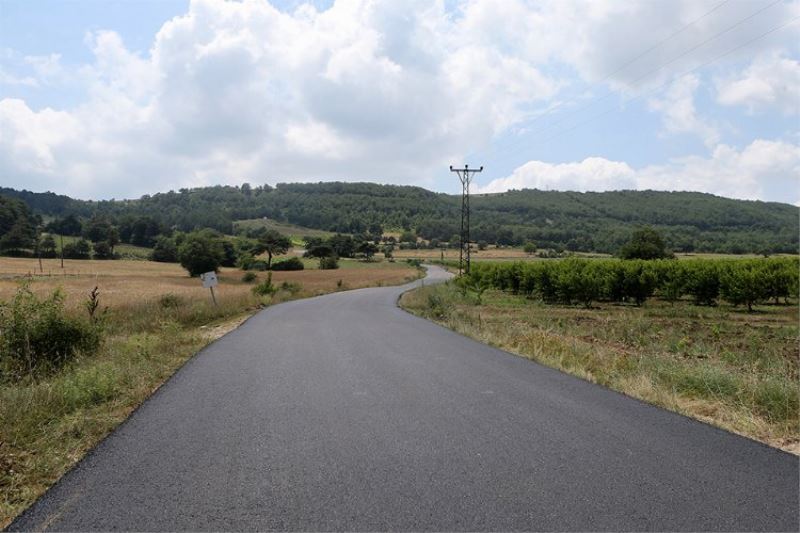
[9,266,798,531]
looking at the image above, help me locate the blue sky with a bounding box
[1,0,798,202]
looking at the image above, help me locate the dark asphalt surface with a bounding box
[9,265,799,531]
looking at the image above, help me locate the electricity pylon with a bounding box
[450,164,483,275]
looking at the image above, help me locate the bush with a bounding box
[270,257,304,271]
[158,293,183,309]
[241,271,257,283]
[405,258,422,268]
[279,281,302,294]
[0,284,102,380]
[319,256,339,270]
[252,273,277,296]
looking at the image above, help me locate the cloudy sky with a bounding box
[1,0,798,202]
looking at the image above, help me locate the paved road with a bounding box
[9,266,798,531]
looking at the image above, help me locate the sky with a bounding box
[0,0,798,203]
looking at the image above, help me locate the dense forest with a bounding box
[1,182,797,255]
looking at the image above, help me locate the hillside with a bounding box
[1,183,797,254]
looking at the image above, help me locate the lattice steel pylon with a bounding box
[450,164,483,275]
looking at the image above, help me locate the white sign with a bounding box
[200,271,218,288]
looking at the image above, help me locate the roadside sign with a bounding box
[200,271,218,288]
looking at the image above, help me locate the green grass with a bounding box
[400,282,799,453]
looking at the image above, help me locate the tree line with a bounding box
[2,182,797,255]
[462,257,799,311]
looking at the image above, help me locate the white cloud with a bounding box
[717,51,800,115]
[0,0,797,199]
[0,0,561,198]
[648,74,719,147]
[479,139,800,204]
[477,157,636,194]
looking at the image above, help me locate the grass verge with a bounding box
[399,282,799,454]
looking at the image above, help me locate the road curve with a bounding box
[9,265,798,531]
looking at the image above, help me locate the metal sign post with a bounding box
[200,271,219,305]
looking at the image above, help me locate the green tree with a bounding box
[177,231,225,277]
[720,262,767,312]
[46,214,82,236]
[107,226,120,254]
[39,234,57,258]
[92,240,113,260]
[618,227,672,260]
[357,240,378,260]
[253,229,292,269]
[62,239,91,259]
[523,242,536,255]
[0,219,36,255]
[83,215,113,243]
[151,236,178,262]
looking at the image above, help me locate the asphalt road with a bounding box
[9,266,799,531]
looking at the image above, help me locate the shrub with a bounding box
[250,260,269,271]
[0,284,102,380]
[241,272,257,283]
[319,256,339,270]
[252,273,277,296]
[271,257,304,271]
[279,281,302,294]
[158,293,183,309]
[405,258,422,268]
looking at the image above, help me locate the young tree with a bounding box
[618,227,673,260]
[720,262,767,312]
[523,242,536,255]
[177,231,225,276]
[253,229,292,269]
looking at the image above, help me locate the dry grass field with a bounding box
[0,256,419,311]
[0,256,420,527]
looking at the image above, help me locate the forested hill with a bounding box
[1,183,797,254]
